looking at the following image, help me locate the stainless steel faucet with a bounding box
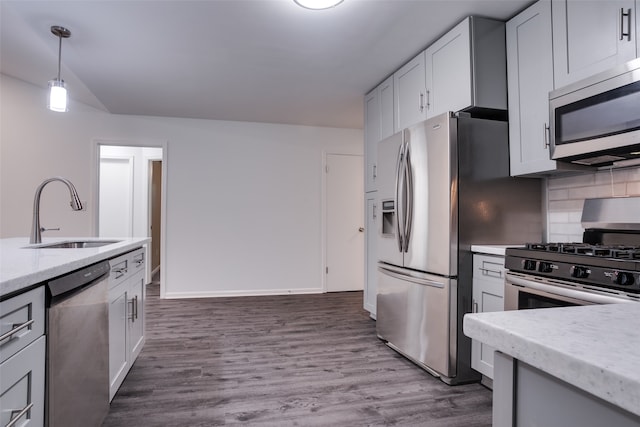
[30,177,83,244]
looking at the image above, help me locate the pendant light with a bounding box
[48,26,71,112]
[294,0,343,10]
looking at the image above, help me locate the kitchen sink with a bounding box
[27,240,122,249]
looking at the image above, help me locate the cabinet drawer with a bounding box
[0,335,45,427]
[109,253,130,289]
[473,254,506,281]
[0,286,45,363]
[129,248,145,273]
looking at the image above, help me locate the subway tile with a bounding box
[626,181,640,195]
[548,211,569,223]
[547,172,596,189]
[568,184,625,199]
[548,199,584,211]
[548,189,569,201]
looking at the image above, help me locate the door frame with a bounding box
[93,138,168,294]
[321,150,364,293]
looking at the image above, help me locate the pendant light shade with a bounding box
[48,79,67,112]
[48,26,71,112]
[294,0,343,10]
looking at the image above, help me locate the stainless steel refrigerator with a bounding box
[376,111,542,384]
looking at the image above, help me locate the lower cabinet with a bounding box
[364,195,378,317]
[0,286,46,427]
[108,248,146,401]
[471,253,506,382]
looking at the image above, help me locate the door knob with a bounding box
[358,227,364,232]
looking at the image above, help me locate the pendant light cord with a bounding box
[57,34,62,81]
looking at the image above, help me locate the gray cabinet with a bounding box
[471,254,505,382]
[0,286,46,427]
[552,0,637,89]
[364,197,378,317]
[507,0,584,176]
[108,248,146,401]
[394,52,427,132]
[425,16,506,119]
[364,89,379,193]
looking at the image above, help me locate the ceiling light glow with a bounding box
[294,0,344,10]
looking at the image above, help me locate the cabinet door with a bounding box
[364,89,380,193]
[552,0,636,88]
[425,18,471,118]
[379,76,394,140]
[0,336,45,427]
[507,0,560,176]
[364,196,378,317]
[128,272,145,362]
[394,52,426,132]
[109,284,129,401]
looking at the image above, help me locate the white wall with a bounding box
[0,74,363,297]
[546,167,640,242]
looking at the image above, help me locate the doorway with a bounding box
[96,142,165,287]
[325,153,364,292]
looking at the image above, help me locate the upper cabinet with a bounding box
[393,53,427,132]
[552,0,637,88]
[425,17,507,119]
[364,76,394,193]
[507,1,559,176]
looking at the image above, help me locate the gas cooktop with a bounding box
[523,242,640,260]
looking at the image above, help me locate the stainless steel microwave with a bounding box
[549,57,640,167]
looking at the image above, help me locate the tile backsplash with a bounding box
[547,166,640,242]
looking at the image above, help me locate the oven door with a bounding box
[504,272,634,310]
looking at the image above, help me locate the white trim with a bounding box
[163,287,324,299]
[93,138,168,296]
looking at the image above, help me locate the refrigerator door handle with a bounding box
[403,140,413,253]
[377,264,445,288]
[394,137,405,252]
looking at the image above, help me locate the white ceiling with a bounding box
[0,0,532,129]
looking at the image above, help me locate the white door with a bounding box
[99,157,134,238]
[326,154,364,292]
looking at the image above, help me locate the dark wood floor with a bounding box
[103,282,492,426]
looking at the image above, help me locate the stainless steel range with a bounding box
[505,197,640,310]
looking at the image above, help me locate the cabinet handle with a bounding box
[480,267,503,278]
[373,164,377,179]
[621,8,632,41]
[134,295,139,321]
[418,92,425,112]
[112,267,128,279]
[544,123,550,149]
[426,90,431,109]
[0,319,35,343]
[373,203,377,219]
[128,298,136,322]
[6,402,34,427]
[472,299,478,313]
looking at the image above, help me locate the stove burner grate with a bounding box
[524,243,640,259]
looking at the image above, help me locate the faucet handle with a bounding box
[40,227,61,232]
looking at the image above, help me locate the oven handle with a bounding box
[505,272,634,305]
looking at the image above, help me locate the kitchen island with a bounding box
[0,237,149,298]
[0,237,149,427]
[464,304,640,427]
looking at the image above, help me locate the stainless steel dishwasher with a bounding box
[46,261,110,427]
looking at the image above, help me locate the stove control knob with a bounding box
[523,259,537,271]
[614,272,635,286]
[538,262,553,273]
[571,266,590,279]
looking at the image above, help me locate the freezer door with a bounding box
[376,131,404,267]
[403,114,457,276]
[376,263,452,377]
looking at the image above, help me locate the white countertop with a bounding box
[464,303,640,417]
[0,237,150,298]
[471,245,522,256]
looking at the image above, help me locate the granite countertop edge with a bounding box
[1,237,150,298]
[464,304,640,417]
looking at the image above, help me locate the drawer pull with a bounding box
[479,267,503,278]
[0,319,35,343]
[112,268,128,279]
[6,402,34,427]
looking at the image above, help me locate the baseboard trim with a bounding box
[162,287,325,299]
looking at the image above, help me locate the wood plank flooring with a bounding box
[103,283,492,426]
